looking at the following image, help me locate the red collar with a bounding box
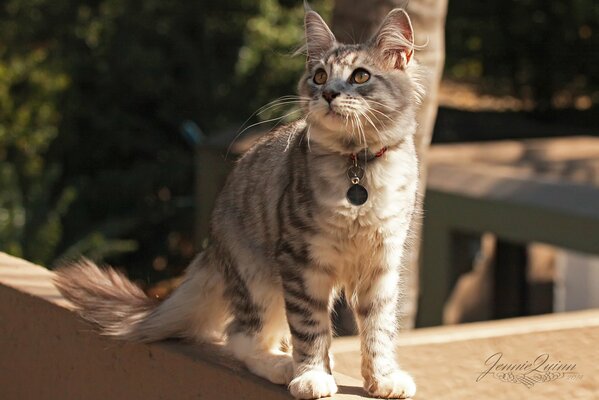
[349,146,388,162]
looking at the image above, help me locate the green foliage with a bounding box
[234,0,332,118]
[0,0,330,277]
[0,10,73,264]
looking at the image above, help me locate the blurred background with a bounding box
[0,0,597,327]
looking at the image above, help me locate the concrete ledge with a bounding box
[2,252,599,399]
[0,252,363,400]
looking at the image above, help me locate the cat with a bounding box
[54,6,424,399]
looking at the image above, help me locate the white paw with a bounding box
[289,370,338,399]
[246,352,294,385]
[365,370,416,399]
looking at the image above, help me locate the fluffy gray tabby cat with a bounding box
[54,7,424,399]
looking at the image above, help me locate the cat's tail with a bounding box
[53,255,229,343]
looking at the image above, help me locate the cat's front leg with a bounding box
[355,269,416,399]
[282,266,337,399]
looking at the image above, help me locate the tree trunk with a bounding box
[331,0,448,329]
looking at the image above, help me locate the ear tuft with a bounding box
[304,10,336,66]
[303,0,312,13]
[372,9,414,70]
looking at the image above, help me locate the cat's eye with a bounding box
[313,69,328,85]
[351,68,370,84]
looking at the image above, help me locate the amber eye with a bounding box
[352,68,370,84]
[313,69,328,85]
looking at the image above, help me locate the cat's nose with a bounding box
[322,90,340,104]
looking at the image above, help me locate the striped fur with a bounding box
[54,7,422,399]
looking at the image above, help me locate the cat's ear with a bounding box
[304,9,336,66]
[371,9,414,70]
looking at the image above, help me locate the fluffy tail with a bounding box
[53,256,229,343]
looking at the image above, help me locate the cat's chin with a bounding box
[304,127,369,155]
[307,118,393,154]
[309,113,348,135]
[324,109,345,120]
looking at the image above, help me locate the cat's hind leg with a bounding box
[225,281,294,385]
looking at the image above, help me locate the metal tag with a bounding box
[346,184,368,206]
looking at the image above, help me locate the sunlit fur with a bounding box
[54,8,423,400]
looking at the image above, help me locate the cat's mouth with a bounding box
[324,107,347,120]
[325,110,342,118]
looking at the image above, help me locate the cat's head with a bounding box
[298,8,424,153]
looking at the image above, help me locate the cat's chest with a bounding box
[318,173,417,238]
[307,149,418,268]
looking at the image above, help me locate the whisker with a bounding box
[361,110,382,139]
[355,112,367,152]
[226,108,302,159]
[367,106,394,122]
[349,113,356,142]
[257,100,308,116]
[364,98,395,111]
[298,111,315,152]
[363,106,388,129]
[360,109,385,146]
[227,95,310,159]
